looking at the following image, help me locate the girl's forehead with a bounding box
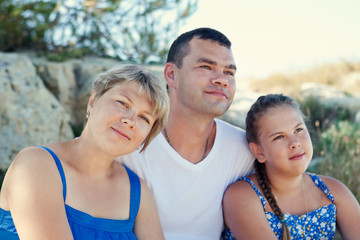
[264,105,298,116]
[259,106,303,128]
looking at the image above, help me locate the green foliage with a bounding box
[299,96,352,146]
[1,0,198,63]
[44,47,91,61]
[0,169,5,189]
[308,121,360,203]
[0,0,56,51]
[71,124,84,138]
[300,96,360,206]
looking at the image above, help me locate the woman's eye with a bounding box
[117,100,128,108]
[140,115,150,124]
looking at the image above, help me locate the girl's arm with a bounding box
[2,147,73,240]
[223,180,278,240]
[133,179,164,240]
[321,175,360,240]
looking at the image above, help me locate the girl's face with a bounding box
[250,105,313,177]
[87,81,155,157]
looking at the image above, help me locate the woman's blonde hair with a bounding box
[92,63,169,152]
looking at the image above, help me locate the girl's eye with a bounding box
[273,135,283,141]
[295,127,303,133]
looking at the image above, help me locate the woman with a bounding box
[223,94,360,239]
[0,63,169,239]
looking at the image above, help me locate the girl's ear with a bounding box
[87,90,96,112]
[249,142,266,163]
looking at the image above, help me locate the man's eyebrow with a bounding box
[197,58,217,65]
[226,64,237,70]
[197,58,237,70]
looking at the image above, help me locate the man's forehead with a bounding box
[187,39,235,65]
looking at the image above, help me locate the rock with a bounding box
[300,82,360,113]
[32,57,78,125]
[0,53,73,170]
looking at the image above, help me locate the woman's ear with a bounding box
[87,90,96,112]
[249,142,266,163]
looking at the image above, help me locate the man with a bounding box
[118,28,254,240]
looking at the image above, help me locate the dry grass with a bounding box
[246,61,360,97]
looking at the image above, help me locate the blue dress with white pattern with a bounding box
[223,173,336,240]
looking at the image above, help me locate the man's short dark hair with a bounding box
[166,28,232,68]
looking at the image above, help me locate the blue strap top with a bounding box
[0,146,141,240]
[223,173,337,240]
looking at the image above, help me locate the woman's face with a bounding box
[87,81,155,156]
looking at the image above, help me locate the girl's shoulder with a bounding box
[313,174,354,203]
[314,174,347,192]
[224,174,260,202]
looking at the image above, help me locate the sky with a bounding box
[179,0,360,79]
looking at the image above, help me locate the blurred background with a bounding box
[1,2,359,239]
[181,0,360,79]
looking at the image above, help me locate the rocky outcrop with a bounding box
[0,53,73,169]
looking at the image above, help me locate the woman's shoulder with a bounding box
[0,145,65,209]
[8,146,60,173]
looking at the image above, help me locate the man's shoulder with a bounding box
[215,118,246,138]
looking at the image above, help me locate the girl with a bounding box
[223,94,360,239]
[0,63,169,240]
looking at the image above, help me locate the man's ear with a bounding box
[249,142,266,163]
[164,62,176,88]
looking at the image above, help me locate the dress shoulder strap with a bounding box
[238,177,267,210]
[123,165,141,219]
[308,172,335,203]
[37,146,67,201]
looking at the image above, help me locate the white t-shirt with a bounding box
[118,119,254,240]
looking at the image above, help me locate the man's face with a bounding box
[172,38,236,117]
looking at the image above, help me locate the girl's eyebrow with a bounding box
[268,122,304,138]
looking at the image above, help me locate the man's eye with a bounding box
[200,65,211,70]
[224,70,235,76]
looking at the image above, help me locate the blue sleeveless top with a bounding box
[0,146,141,240]
[223,173,337,240]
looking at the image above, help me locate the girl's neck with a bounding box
[268,173,306,196]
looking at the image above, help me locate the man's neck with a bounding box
[163,118,216,164]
